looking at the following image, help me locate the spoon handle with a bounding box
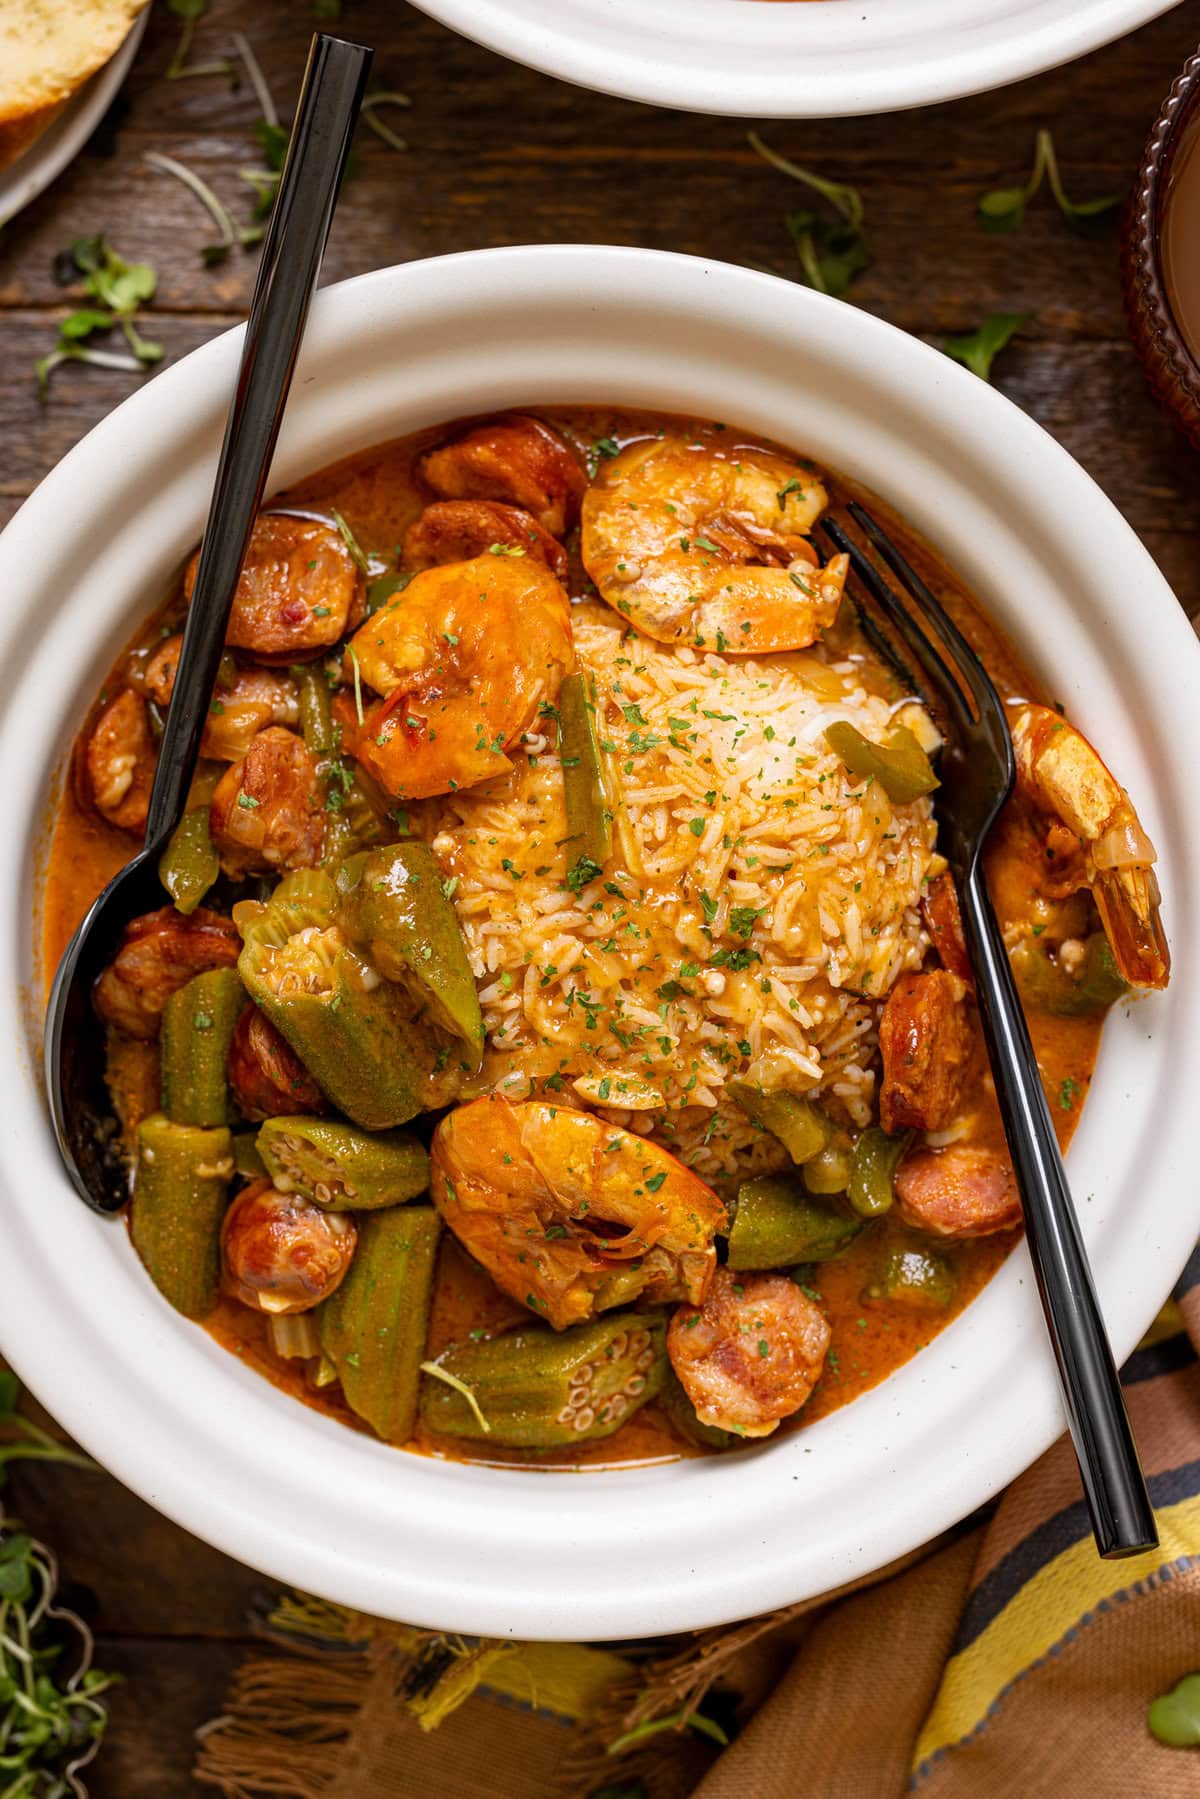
[144,33,372,845]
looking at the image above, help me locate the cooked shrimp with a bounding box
[227,1004,325,1121]
[336,554,575,801]
[403,500,567,578]
[221,1179,356,1314]
[144,636,299,761]
[894,1145,1020,1238]
[430,1095,726,1331]
[668,1267,830,1439]
[185,513,365,663]
[209,727,325,877]
[1012,704,1169,989]
[921,870,972,987]
[94,906,240,1038]
[879,969,973,1135]
[418,414,586,536]
[580,435,848,652]
[84,689,156,833]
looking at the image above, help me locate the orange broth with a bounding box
[39,408,1101,1469]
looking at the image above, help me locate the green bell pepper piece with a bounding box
[847,1127,912,1218]
[728,1175,863,1270]
[294,666,389,861]
[824,721,938,804]
[420,1313,665,1449]
[295,665,338,755]
[658,1366,742,1451]
[157,808,220,916]
[1011,932,1128,1016]
[319,1205,441,1444]
[802,1138,855,1196]
[864,1244,957,1310]
[257,1116,429,1210]
[160,967,244,1127]
[133,1112,233,1318]
[728,1082,831,1165]
[336,841,483,1062]
[557,671,614,868]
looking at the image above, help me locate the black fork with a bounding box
[821,501,1156,1559]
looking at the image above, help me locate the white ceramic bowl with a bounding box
[2,247,1198,1640]
[410,0,1179,117]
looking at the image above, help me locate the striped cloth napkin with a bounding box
[196,1246,1200,1798]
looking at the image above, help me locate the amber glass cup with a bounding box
[1123,47,1200,449]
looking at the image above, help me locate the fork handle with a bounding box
[960,860,1157,1558]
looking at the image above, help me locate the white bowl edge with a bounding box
[407,0,1182,118]
[0,246,1196,1639]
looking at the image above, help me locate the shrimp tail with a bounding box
[1091,866,1170,990]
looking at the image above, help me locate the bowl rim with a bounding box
[407,0,1181,117]
[3,245,1199,1640]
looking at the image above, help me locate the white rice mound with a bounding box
[420,604,936,1182]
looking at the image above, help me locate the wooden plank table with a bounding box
[4,0,1199,1788]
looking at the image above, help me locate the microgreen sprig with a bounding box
[607,1705,731,1756]
[165,0,233,81]
[0,1373,97,1489]
[0,1376,115,1799]
[942,312,1028,382]
[749,130,868,299]
[36,237,163,400]
[361,91,412,153]
[145,151,264,264]
[978,129,1121,235]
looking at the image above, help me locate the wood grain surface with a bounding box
[3,0,1200,1791]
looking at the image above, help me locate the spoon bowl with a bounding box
[41,32,371,1216]
[46,849,175,1212]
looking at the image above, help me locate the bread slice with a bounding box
[0,0,148,170]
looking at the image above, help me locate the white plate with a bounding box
[411,0,1181,116]
[0,10,149,229]
[1,247,1197,1640]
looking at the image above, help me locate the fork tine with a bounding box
[847,502,1007,734]
[820,516,975,737]
[821,533,927,698]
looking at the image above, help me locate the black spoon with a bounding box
[44,33,372,1215]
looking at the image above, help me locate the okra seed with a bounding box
[629,1330,651,1355]
[609,1395,628,1420]
[567,1385,591,1408]
[625,1375,647,1397]
[556,1405,576,1425]
[572,1407,596,1432]
[635,1349,655,1372]
[608,1331,629,1358]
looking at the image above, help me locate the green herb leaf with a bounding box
[566,855,603,893]
[978,131,1121,236]
[785,209,869,298]
[977,185,1028,235]
[255,118,291,171]
[942,312,1027,383]
[59,307,113,341]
